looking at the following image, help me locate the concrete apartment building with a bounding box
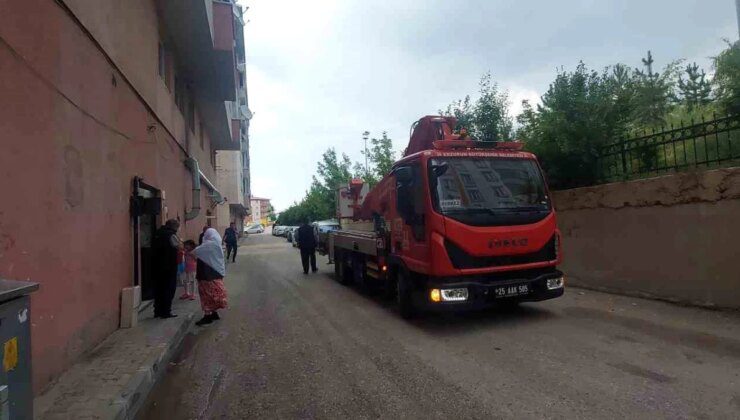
[0,0,242,393]
[215,3,252,235]
[248,197,273,225]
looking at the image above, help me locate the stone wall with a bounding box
[552,167,740,309]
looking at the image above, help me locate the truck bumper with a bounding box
[413,267,564,312]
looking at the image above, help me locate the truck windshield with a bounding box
[429,157,551,226]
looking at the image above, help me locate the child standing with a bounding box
[180,240,197,300]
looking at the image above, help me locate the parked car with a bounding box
[290,227,300,247]
[273,225,287,236]
[245,223,264,234]
[286,227,300,246]
[313,219,340,254]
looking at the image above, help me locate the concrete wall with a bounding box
[0,0,218,393]
[215,151,243,233]
[553,167,740,309]
[61,0,218,183]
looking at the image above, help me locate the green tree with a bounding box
[368,131,395,179]
[677,62,712,110]
[266,204,276,222]
[631,51,679,128]
[474,73,513,141]
[277,148,354,224]
[442,95,475,133]
[713,40,740,115]
[520,63,626,188]
[442,73,514,140]
[354,131,395,186]
[353,161,377,186]
[313,148,353,219]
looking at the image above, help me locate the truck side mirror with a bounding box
[430,162,448,178]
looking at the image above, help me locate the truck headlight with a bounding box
[441,288,468,302]
[547,277,564,290]
[430,289,441,302]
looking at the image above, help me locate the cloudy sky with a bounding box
[242,0,737,211]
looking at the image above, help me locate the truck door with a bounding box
[394,162,429,273]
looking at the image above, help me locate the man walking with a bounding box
[153,219,181,318]
[223,222,239,263]
[297,218,317,274]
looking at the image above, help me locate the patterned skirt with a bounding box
[198,279,228,313]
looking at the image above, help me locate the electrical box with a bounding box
[0,279,39,419]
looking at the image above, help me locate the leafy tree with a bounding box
[713,40,740,115]
[474,73,514,141]
[368,131,395,178]
[442,95,475,133]
[266,204,276,222]
[520,63,626,188]
[313,148,353,218]
[677,62,712,110]
[442,73,514,141]
[631,51,679,128]
[353,161,377,186]
[354,131,396,186]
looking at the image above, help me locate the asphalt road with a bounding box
[142,232,740,419]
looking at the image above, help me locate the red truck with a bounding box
[328,115,564,318]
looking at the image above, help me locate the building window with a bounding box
[482,171,497,182]
[493,186,509,198]
[460,173,474,187]
[158,43,166,79]
[469,189,483,202]
[199,123,205,150]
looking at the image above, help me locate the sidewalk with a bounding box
[34,297,199,420]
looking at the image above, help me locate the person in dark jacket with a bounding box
[198,225,208,245]
[297,219,317,274]
[152,219,181,318]
[223,222,239,263]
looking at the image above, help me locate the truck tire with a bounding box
[334,249,350,285]
[396,270,415,319]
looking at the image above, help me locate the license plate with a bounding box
[494,284,529,298]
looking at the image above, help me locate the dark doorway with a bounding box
[132,178,161,301]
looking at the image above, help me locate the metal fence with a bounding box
[598,113,740,182]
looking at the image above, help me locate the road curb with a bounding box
[114,312,194,420]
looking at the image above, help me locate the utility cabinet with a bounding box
[0,280,39,419]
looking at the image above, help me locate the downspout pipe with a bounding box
[199,170,225,204]
[185,157,226,221]
[185,157,202,221]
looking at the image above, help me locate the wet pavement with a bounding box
[141,232,740,419]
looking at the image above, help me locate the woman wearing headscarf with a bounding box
[193,228,228,325]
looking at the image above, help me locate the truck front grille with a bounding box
[445,235,557,269]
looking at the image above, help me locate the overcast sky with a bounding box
[242,0,737,211]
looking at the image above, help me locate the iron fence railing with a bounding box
[597,113,740,182]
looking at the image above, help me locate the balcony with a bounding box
[156,0,237,150]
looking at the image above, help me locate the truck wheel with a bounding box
[334,250,350,285]
[396,270,415,319]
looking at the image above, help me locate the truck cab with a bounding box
[331,116,564,317]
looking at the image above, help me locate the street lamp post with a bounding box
[362,131,370,176]
[736,0,740,39]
